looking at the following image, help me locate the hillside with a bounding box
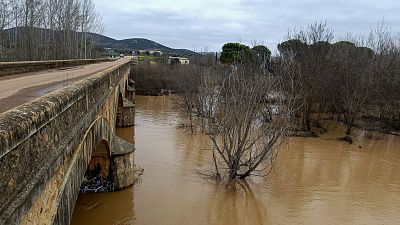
[89,33,198,57]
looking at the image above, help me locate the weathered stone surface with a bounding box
[112,137,135,190]
[116,98,135,127]
[126,85,136,104]
[0,60,133,225]
[112,152,135,190]
[0,58,113,77]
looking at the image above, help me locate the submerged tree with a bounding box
[207,71,296,179]
[172,57,300,179]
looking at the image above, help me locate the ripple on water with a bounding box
[71,95,400,225]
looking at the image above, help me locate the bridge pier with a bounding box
[112,137,135,190]
[116,81,136,127]
[113,70,136,188]
[126,83,135,104]
[116,97,135,127]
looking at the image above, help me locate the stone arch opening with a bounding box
[79,120,114,193]
[116,92,124,126]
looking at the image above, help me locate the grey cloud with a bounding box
[95,0,400,52]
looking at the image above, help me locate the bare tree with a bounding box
[282,21,335,131]
[80,0,103,59]
[176,59,300,180]
[366,23,400,131]
[0,0,104,61]
[0,0,13,60]
[173,65,203,133]
[328,37,373,138]
[0,0,12,30]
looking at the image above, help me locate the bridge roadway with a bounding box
[0,57,131,113]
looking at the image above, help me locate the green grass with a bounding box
[137,55,159,61]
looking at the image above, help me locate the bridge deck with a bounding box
[0,57,131,113]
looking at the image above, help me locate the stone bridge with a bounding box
[0,60,136,224]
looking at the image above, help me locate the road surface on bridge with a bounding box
[0,57,131,113]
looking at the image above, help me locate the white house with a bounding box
[168,56,190,65]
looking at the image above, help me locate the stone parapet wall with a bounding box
[0,58,114,77]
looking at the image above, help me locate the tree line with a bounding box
[0,0,103,61]
[276,22,400,138]
[217,22,400,138]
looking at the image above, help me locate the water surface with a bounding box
[71,95,400,225]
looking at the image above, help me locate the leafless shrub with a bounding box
[278,21,400,139]
[172,64,222,133]
[173,57,299,179]
[135,63,173,95]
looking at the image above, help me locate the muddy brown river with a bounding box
[71,96,400,225]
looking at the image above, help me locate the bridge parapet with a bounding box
[0,58,114,77]
[0,61,133,225]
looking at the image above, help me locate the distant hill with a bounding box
[2,27,199,57]
[89,33,198,57]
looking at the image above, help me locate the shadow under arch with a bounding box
[85,140,113,187]
[116,91,124,126]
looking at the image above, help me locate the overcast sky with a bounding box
[94,0,400,53]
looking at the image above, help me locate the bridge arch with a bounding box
[18,116,114,225]
[51,116,113,224]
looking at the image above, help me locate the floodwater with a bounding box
[71,96,400,225]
